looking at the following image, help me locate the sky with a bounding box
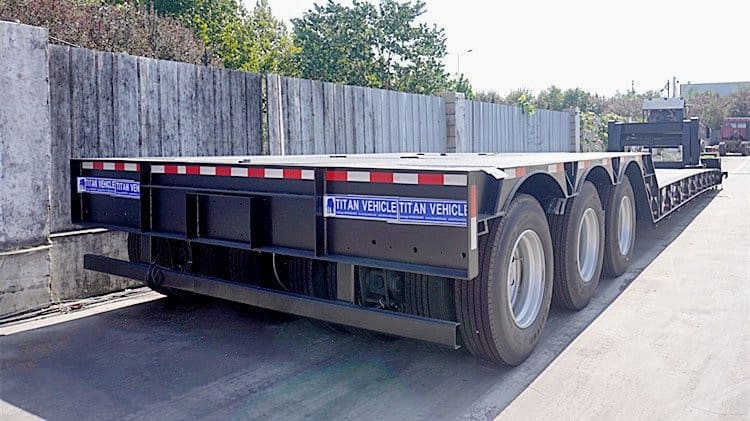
[246,0,750,97]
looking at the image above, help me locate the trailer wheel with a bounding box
[603,176,637,277]
[404,274,455,321]
[281,257,349,333]
[455,194,553,365]
[549,181,605,310]
[403,274,456,350]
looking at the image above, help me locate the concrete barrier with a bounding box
[0,22,53,316]
[49,230,139,301]
[0,246,51,317]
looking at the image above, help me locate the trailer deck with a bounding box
[654,167,718,186]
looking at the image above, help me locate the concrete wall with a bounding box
[0,22,51,250]
[0,246,51,316]
[267,74,446,154]
[49,230,137,301]
[0,22,53,315]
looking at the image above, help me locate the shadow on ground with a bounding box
[0,188,721,421]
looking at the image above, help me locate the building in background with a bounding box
[680,81,750,97]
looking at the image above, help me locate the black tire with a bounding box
[548,181,605,310]
[282,257,346,332]
[284,256,314,296]
[403,273,456,321]
[603,176,637,277]
[402,273,456,350]
[454,194,554,366]
[127,233,142,262]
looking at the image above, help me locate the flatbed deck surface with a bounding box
[81,152,646,172]
[654,168,717,187]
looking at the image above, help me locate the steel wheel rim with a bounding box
[618,195,635,255]
[507,229,545,329]
[577,208,600,282]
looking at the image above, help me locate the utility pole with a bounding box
[455,49,473,76]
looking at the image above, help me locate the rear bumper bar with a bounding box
[84,254,460,348]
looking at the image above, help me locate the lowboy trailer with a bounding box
[73,143,725,365]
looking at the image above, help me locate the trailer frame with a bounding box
[71,150,724,357]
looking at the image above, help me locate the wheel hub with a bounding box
[618,195,635,255]
[507,229,545,328]
[577,208,600,282]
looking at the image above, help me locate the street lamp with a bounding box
[455,49,472,75]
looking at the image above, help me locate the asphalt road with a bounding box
[1,157,748,421]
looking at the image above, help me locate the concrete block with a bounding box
[49,230,140,301]
[0,246,51,317]
[0,22,52,250]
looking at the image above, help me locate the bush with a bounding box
[0,0,215,65]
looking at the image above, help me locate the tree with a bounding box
[475,90,511,104]
[448,74,474,99]
[0,0,209,64]
[687,92,727,130]
[124,0,297,73]
[726,89,750,117]
[505,88,533,105]
[535,86,599,112]
[235,0,299,74]
[561,88,599,113]
[291,0,449,95]
[535,86,564,110]
[599,90,662,122]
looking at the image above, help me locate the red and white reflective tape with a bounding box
[547,163,564,174]
[503,167,526,179]
[325,170,468,186]
[150,165,315,180]
[82,161,140,172]
[579,158,610,170]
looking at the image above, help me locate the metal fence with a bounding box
[457,100,574,153]
[267,75,447,155]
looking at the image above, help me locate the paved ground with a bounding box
[1,157,748,420]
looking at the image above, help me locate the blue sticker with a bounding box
[324,194,466,227]
[77,177,140,199]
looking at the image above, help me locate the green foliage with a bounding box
[515,93,535,115]
[725,89,750,117]
[535,86,564,110]
[686,91,727,130]
[684,88,750,132]
[580,110,621,152]
[115,0,297,73]
[0,0,210,63]
[291,0,449,95]
[535,86,600,113]
[474,90,512,104]
[448,74,474,99]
